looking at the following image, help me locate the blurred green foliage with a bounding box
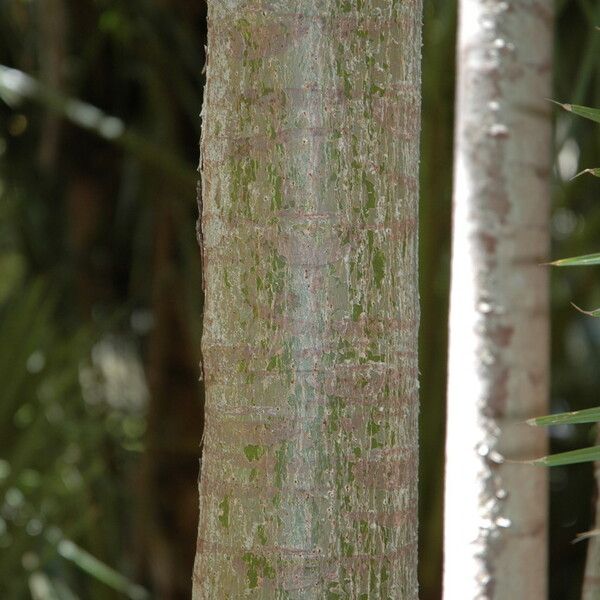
[0,0,205,598]
[0,274,147,598]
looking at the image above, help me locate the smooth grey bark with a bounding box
[443,1,553,598]
[193,1,422,597]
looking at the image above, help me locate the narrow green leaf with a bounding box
[29,572,60,600]
[0,65,196,191]
[571,302,600,317]
[532,445,600,467]
[528,405,600,427]
[54,538,149,599]
[552,100,600,124]
[549,252,600,267]
[572,167,600,179]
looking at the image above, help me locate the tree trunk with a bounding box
[582,429,600,600]
[37,0,66,171]
[418,1,456,597]
[193,1,422,597]
[443,1,553,599]
[141,198,203,600]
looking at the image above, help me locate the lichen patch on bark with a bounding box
[193,1,422,598]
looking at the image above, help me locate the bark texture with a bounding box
[193,1,422,597]
[443,1,553,599]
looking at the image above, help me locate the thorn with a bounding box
[573,529,600,543]
[504,457,534,465]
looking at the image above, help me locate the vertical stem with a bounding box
[37,0,66,171]
[418,1,456,596]
[582,429,600,600]
[194,1,422,597]
[444,1,553,598]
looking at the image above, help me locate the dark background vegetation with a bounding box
[0,1,598,598]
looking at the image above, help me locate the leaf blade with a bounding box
[571,302,600,317]
[528,406,600,427]
[532,445,600,467]
[549,252,600,267]
[572,167,600,179]
[555,100,600,124]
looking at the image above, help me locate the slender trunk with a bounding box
[418,2,456,597]
[37,0,66,171]
[582,429,600,600]
[193,1,422,597]
[443,1,553,599]
[141,199,203,600]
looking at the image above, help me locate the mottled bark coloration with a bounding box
[443,1,552,599]
[193,1,422,597]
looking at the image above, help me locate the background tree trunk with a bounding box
[582,429,600,600]
[37,0,66,171]
[418,1,456,597]
[193,0,422,597]
[443,1,553,599]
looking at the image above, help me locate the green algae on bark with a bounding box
[193,1,422,597]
